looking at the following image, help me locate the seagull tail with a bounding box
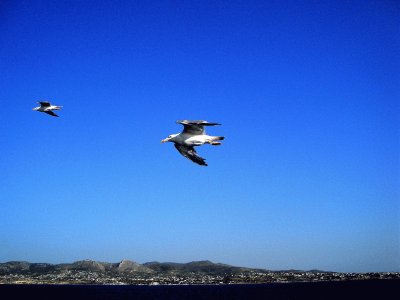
[210,136,224,146]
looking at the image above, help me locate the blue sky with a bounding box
[0,0,399,273]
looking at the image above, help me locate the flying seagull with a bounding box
[161,120,224,166]
[32,101,62,117]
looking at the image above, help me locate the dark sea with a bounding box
[1,280,399,300]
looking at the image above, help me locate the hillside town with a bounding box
[1,269,399,285]
[0,260,398,285]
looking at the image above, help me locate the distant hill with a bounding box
[0,260,153,275]
[143,260,267,274]
[0,260,333,276]
[0,260,267,275]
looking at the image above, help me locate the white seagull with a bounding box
[161,120,224,166]
[33,101,62,117]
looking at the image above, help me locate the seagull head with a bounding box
[161,134,179,143]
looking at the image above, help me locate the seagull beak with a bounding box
[161,138,168,143]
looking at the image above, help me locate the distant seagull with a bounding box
[32,101,62,117]
[161,120,224,166]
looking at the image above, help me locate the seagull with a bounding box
[32,101,62,117]
[161,120,224,166]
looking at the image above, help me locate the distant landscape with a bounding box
[1,260,398,285]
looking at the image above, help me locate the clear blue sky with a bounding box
[0,0,399,273]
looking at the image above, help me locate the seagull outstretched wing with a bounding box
[174,144,207,166]
[39,101,51,107]
[176,120,221,135]
[45,111,59,117]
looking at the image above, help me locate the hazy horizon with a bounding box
[1,0,399,273]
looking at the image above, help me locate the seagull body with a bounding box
[33,101,62,117]
[161,120,224,166]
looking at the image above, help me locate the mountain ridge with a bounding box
[0,260,331,275]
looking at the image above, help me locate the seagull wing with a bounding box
[39,101,51,107]
[174,144,207,166]
[177,120,221,135]
[44,110,59,117]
